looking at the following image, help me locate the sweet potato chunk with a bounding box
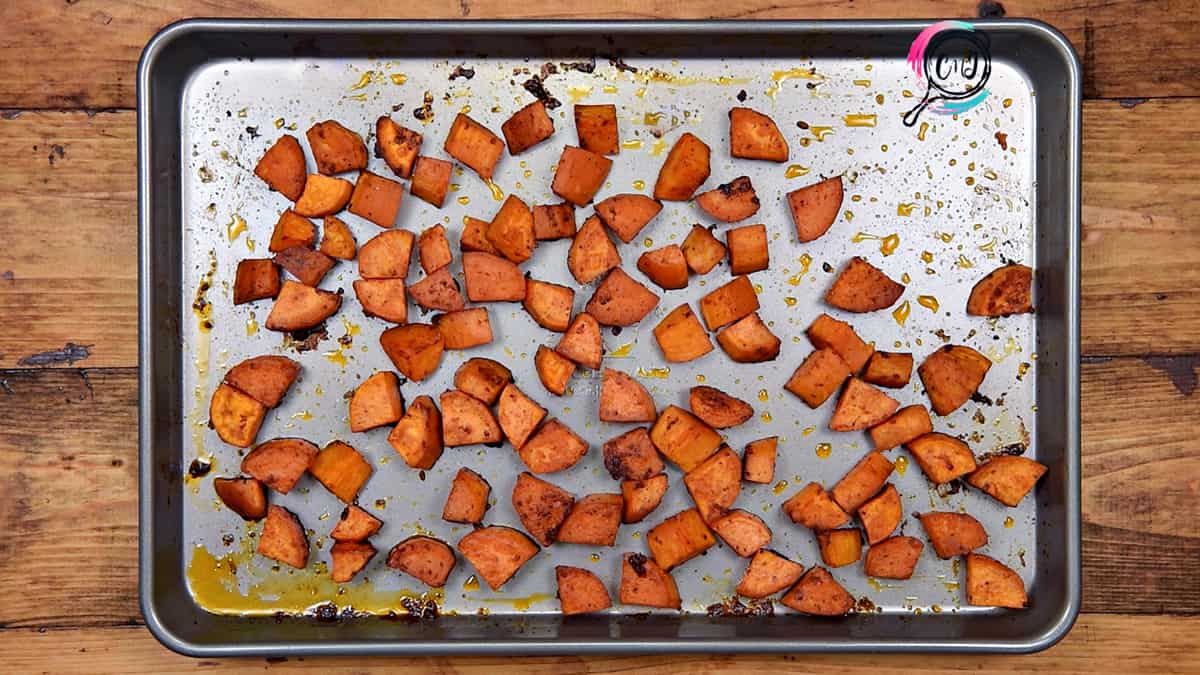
[918,345,992,415]
[349,171,404,228]
[519,419,589,473]
[967,264,1034,317]
[906,432,978,484]
[241,437,317,493]
[223,355,300,409]
[523,277,575,332]
[737,549,804,599]
[817,529,863,568]
[595,193,662,243]
[725,223,769,275]
[458,526,539,590]
[697,176,761,224]
[862,351,913,389]
[864,536,924,580]
[532,202,576,240]
[681,224,726,274]
[785,349,850,408]
[417,224,452,274]
[780,567,853,616]
[442,467,491,524]
[307,120,367,175]
[320,216,357,260]
[585,268,660,327]
[689,386,753,429]
[826,256,905,313]
[649,405,721,472]
[621,474,668,523]
[269,210,318,253]
[574,104,619,155]
[716,312,781,363]
[729,107,788,162]
[711,509,771,557]
[349,371,404,432]
[293,174,354,217]
[213,477,267,520]
[647,508,716,570]
[568,215,621,284]
[408,267,465,312]
[684,447,742,522]
[440,389,501,447]
[807,313,873,373]
[552,146,612,206]
[486,194,535,264]
[387,535,456,587]
[502,100,555,154]
[556,565,612,615]
[234,258,281,305]
[387,395,443,469]
[374,116,422,178]
[653,132,710,201]
[699,275,759,330]
[869,405,933,452]
[353,278,408,323]
[966,553,1027,608]
[462,252,525,302]
[433,307,493,349]
[452,358,512,405]
[967,455,1048,507]
[359,229,414,279]
[782,482,850,531]
[209,384,267,448]
[742,436,777,484]
[330,541,376,583]
[255,135,307,201]
[638,244,689,290]
[310,441,372,503]
[409,155,453,208]
[858,484,902,545]
[555,312,603,370]
[512,472,575,546]
[620,553,680,609]
[258,505,308,569]
[460,216,499,255]
[786,176,843,243]
[534,345,576,396]
[653,304,713,363]
[830,378,900,431]
[497,383,546,449]
[831,451,894,512]
[444,113,504,180]
[557,494,623,546]
[380,323,444,381]
[599,369,657,424]
[919,512,988,558]
[330,505,383,542]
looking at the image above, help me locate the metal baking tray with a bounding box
[138,19,1080,656]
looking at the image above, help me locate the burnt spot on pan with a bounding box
[706,597,773,617]
[448,65,476,81]
[283,324,329,353]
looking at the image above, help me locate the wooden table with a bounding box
[1,1,1197,672]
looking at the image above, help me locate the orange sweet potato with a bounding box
[502,100,555,154]
[265,281,342,331]
[552,146,612,206]
[330,541,376,583]
[620,552,680,609]
[786,176,843,243]
[408,267,466,312]
[387,535,456,587]
[523,277,575,332]
[918,345,992,415]
[785,348,850,408]
[919,512,988,558]
[869,405,933,452]
[353,278,408,323]
[603,427,663,481]
[817,528,863,567]
[574,104,619,155]
[966,553,1027,608]
[330,505,383,542]
[647,508,716,570]
[595,193,662,243]
[621,474,668,524]
[689,386,753,429]
[374,116,422,178]
[358,229,414,279]
[209,384,267,448]
[599,368,657,424]
[442,467,491,524]
[967,455,1048,507]
[782,482,850,531]
[862,351,913,388]
[519,418,589,473]
[409,155,453,208]
[780,567,853,616]
[310,440,373,503]
[440,389,501,447]
[293,174,354,218]
[729,107,788,162]
[684,446,742,522]
[716,312,781,363]
[653,303,713,363]
[710,509,771,557]
[269,210,318,253]
[223,355,300,409]
[742,436,777,484]
[555,312,603,370]
[807,313,873,373]
[307,120,367,175]
[568,215,621,284]
[453,358,512,405]
[213,477,267,520]
[725,223,769,275]
[320,215,357,260]
[696,176,760,223]
[433,307,493,350]
[699,275,759,330]
[462,252,525,302]
[857,483,902,545]
[387,395,443,469]
[653,132,710,201]
[497,382,547,449]
[349,371,405,432]
[906,432,978,484]
[241,437,317,494]
[831,451,894,512]
[417,224,452,274]
[649,405,721,472]
[967,264,1034,317]
[681,224,726,274]
[585,268,660,327]
[638,244,689,290]
[460,215,499,255]
[379,323,444,381]
[556,565,612,615]
[457,526,539,590]
[532,202,576,240]
[557,493,623,546]
[444,113,504,180]
[534,345,576,396]
[234,258,281,305]
[830,378,901,431]
[826,256,905,313]
[736,549,804,599]
[349,171,404,228]
[258,505,308,568]
[512,472,575,546]
[486,194,535,264]
[254,135,307,201]
[863,536,924,580]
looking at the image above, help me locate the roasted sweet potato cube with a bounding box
[556,565,612,615]
[725,223,769,275]
[574,104,619,155]
[729,107,788,162]
[595,193,663,243]
[213,477,268,520]
[621,474,668,523]
[533,202,576,240]
[320,216,357,260]
[374,116,422,178]
[444,113,504,180]
[717,312,781,363]
[223,355,300,409]
[817,529,862,568]
[209,384,267,448]
[906,432,978,484]
[310,441,372,503]
[387,535,456,587]
[918,345,993,415]
[502,100,555,154]
[380,323,444,381]
[460,215,499,254]
[787,176,843,243]
[535,345,576,396]
[408,267,465,312]
[780,567,853,616]
[417,224,452,274]
[254,135,307,201]
[599,369,657,424]
[869,405,933,452]
[330,505,383,542]
[711,509,771,557]
[683,444,742,523]
[434,307,493,350]
[410,156,453,208]
[919,512,988,558]
[649,405,722,472]
[638,244,689,290]
[699,275,759,330]
[695,176,760,224]
[585,268,660,327]
[555,312,603,370]
[258,505,308,568]
[785,348,851,408]
[857,484,902,545]
[452,358,512,405]
[458,526,539,590]
[349,171,404,228]
[462,252,525,302]
[512,472,575,546]
[307,120,367,175]
[862,351,913,389]
[440,390,501,447]
[523,277,575,332]
[967,455,1047,507]
[967,264,1033,317]
[830,378,901,432]
[826,256,905,313]
[737,549,804,599]
[742,436,778,484]
[270,210,317,253]
[293,174,354,217]
[681,224,726,275]
[653,132,710,201]
[519,418,589,473]
[330,541,376,583]
[620,552,680,609]
[234,258,281,305]
[864,536,924,580]
[442,467,491,524]
[831,451,894,512]
[241,438,317,493]
[557,494,623,546]
[387,395,443,470]
[486,194,535,264]
[653,304,714,363]
[359,229,414,279]
[353,278,407,323]
[782,482,850,530]
[349,371,404,432]
[498,383,546,449]
[552,146,612,206]
[647,508,716,570]
[568,215,621,284]
[807,313,874,373]
[966,553,1027,608]
[689,386,753,429]
[265,281,341,331]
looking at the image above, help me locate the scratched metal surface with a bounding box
[178,47,1038,621]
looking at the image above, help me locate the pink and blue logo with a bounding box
[903,20,992,127]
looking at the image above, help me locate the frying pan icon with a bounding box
[903,25,992,127]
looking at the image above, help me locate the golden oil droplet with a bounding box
[752,283,764,294]
[643,112,664,126]
[815,443,832,459]
[590,553,601,562]
[758,389,769,402]
[621,139,643,150]
[851,231,878,244]
[956,254,974,269]
[897,203,915,217]
[567,85,592,103]
[798,137,812,147]
[449,183,461,192]
[902,89,914,98]
[901,272,911,284]
[225,214,247,242]
[602,85,618,94]
[344,93,368,102]
[323,348,349,368]
[921,250,934,263]
[917,295,940,312]
[390,73,408,85]
[880,144,889,152]
[931,604,943,613]
[875,93,885,105]
[853,79,871,87]
[810,126,834,141]
[695,374,706,383]
[459,104,471,114]
[880,234,899,256]
[978,238,997,252]
[649,138,668,156]
[939,232,954,243]
[606,342,634,358]
[892,300,911,326]
[983,169,998,181]
[797,253,812,275]
[867,577,883,592]
[1002,98,1013,108]
[760,412,772,423]
[784,164,810,179]
[843,114,877,127]
[844,210,854,222]
[245,237,256,252]
[523,169,533,179]
[634,87,647,99]
[636,367,670,379]
[1017,361,1031,379]
[784,296,797,307]
[463,575,480,591]
[772,480,788,494]
[802,426,815,437]
[632,179,645,190]
[274,117,286,129]
[1004,516,1015,529]
[894,456,908,475]
[456,196,470,205]
[484,179,503,201]
[245,313,258,336]
[917,121,929,141]
[965,176,976,186]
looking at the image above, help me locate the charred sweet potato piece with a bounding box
[830,378,901,432]
[638,244,689,290]
[307,120,367,175]
[234,258,282,305]
[862,351,913,388]
[320,216,357,260]
[574,104,619,155]
[599,369,657,424]
[209,384,267,448]
[349,171,404,228]
[906,432,978,484]
[532,202,576,240]
[258,505,308,568]
[786,176,843,243]
[807,313,873,373]
[442,467,491,524]
[417,224,452,274]
[681,224,726,274]
[782,482,850,530]
[620,552,680,609]
[460,215,499,254]
[408,267,465,312]
[653,132,710,201]
[462,252,525,302]
[523,277,575,332]
[966,553,1027,608]
[729,108,788,161]
[497,382,546,449]
[595,193,663,243]
[359,229,414,279]
[330,541,376,583]
[831,451,894,512]
[585,268,660,327]
[697,177,761,224]
[742,436,778,484]
[653,304,713,363]
[269,210,318,253]
[603,427,663,480]
[556,565,612,615]
[689,386,753,429]
[380,323,444,381]
[780,567,853,616]
[254,135,307,201]
[452,358,512,405]
[869,405,933,452]
[535,345,576,396]
[785,349,851,408]
[650,405,721,472]
[374,116,422,178]
[967,455,1047,507]
[213,477,268,520]
[967,264,1033,317]
[555,312,603,369]
[699,275,759,330]
[858,484,902,545]
[711,509,771,557]
[684,447,741,523]
[621,474,668,524]
[863,536,924,580]
[223,355,300,408]
[817,528,862,567]
[440,390,501,447]
[433,307,493,350]
[647,508,716,570]
[557,494,623,546]
[293,174,354,217]
[725,223,769,275]
[330,505,383,542]
[502,100,555,154]
[353,278,408,323]
[387,395,443,469]
[737,549,804,599]
[458,526,539,590]
[512,472,575,546]
[568,215,621,284]
[918,345,992,416]
[349,371,404,432]
[519,419,589,473]
[552,146,612,206]
[387,535,456,587]
[241,438,317,493]
[716,313,781,363]
[486,194,535,264]
[444,113,504,180]
[409,155,453,208]
[919,512,988,558]
[826,257,905,313]
[310,441,372,503]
